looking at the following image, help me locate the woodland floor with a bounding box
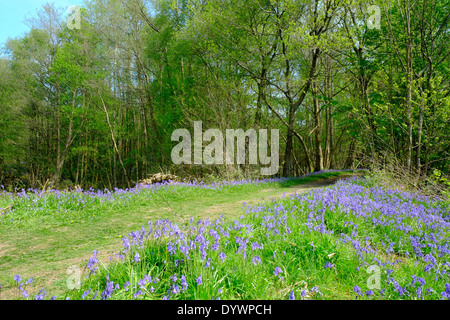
[0,172,358,300]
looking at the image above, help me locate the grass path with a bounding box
[0,172,358,299]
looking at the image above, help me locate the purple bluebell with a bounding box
[252,256,261,266]
[273,267,283,277]
[181,275,188,292]
[289,290,295,300]
[365,290,374,297]
[82,288,91,300]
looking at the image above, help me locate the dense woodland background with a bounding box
[0,0,448,190]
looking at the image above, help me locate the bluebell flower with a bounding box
[82,288,91,300]
[301,290,307,299]
[412,275,426,287]
[310,287,323,298]
[196,276,202,286]
[252,256,261,266]
[424,253,437,265]
[172,284,180,294]
[181,275,188,292]
[34,288,47,300]
[441,283,450,299]
[167,242,177,255]
[134,290,144,298]
[138,279,147,288]
[144,275,152,283]
[424,264,433,273]
[289,290,295,300]
[101,278,115,300]
[417,287,422,299]
[273,267,283,276]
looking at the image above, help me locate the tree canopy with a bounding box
[0,0,448,189]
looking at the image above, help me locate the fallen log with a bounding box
[140,173,180,185]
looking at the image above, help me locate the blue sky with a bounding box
[0,0,85,47]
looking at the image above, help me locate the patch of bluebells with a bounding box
[354,285,362,297]
[283,177,449,300]
[11,275,35,299]
[1,170,356,225]
[11,174,449,300]
[86,250,100,277]
[441,284,450,300]
[34,288,47,300]
[80,177,447,300]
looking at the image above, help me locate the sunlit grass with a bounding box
[0,170,354,299]
[54,176,450,300]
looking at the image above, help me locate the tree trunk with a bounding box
[313,79,323,171]
[406,0,414,173]
[99,94,132,189]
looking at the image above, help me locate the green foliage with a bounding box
[0,0,448,189]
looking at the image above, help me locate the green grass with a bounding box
[58,173,449,301]
[0,170,353,299]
